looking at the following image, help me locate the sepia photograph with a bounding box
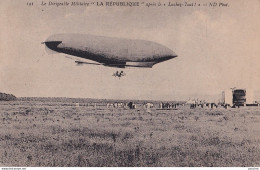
[0,0,259,167]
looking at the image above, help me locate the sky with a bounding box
[0,0,259,101]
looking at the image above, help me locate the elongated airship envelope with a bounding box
[44,33,177,68]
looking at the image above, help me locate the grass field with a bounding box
[0,100,259,167]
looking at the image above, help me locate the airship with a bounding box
[43,33,177,77]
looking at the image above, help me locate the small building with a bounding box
[222,88,255,106]
[222,89,233,106]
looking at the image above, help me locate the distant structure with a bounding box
[127,102,136,109]
[144,103,154,109]
[222,88,255,106]
[0,92,16,101]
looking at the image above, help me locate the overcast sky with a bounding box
[0,0,259,101]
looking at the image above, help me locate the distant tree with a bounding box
[0,92,16,101]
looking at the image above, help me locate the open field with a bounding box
[0,99,260,167]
